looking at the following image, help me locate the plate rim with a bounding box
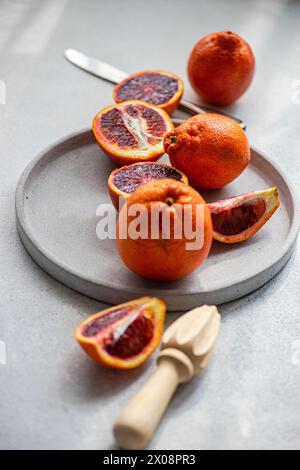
[15,128,300,303]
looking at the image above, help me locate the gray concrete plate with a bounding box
[15,129,299,311]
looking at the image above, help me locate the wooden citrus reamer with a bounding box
[113,305,221,449]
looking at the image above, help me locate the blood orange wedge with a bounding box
[92,100,174,165]
[75,297,166,369]
[108,162,188,209]
[113,71,184,115]
[207,187,280,244]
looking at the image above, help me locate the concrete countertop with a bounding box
[0,0,299,450]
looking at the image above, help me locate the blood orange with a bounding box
[108,162,188,209]
[113,71,184,115]
[116,179,213,281]
[188,31,255,105]
[75,297,166,369]
[93,100,174,165]
[164,113,250,190]
[208,187,280,243]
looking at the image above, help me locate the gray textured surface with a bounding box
[0,0,299,450]
[16,131,298,309]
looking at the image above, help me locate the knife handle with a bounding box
[179,99,246,130]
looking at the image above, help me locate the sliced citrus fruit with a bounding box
[75,297,166,369]
[93,100,174,165]
[207,187,280,243]
[113,71,184,115]
[108,161,188,209]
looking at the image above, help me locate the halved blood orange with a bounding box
[92,100,174,165]
[75,297,166,369]
[113,71,184,115]
[207,187,280,243]
[108,162,188,209]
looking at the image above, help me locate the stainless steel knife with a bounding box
[64,48,246,130]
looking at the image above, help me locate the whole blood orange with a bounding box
[93,100,173,165]
[113,71,184,115]
[188,31,255,105]
[75,297,166,369]
[164,113,250,190]
[208,187,280,243]
[108,161,188,209]
[116,179,213,281]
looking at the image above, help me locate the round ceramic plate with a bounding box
[16,129,299,311]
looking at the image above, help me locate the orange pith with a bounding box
[108,161,188,210]
[116,179,213,281]
[208,187,280,243]
[164,113,250,190]
[113,70,184,115]
[92,100,174,165]
[75,297,166,369]
[188,31,255,105]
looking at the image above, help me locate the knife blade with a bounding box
[65,48,128,84]
[64,48,246,130]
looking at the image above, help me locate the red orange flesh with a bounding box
[113,71,184,115]
[208,187,280,243]
[108,161,188,210]
[93,100,173,165]
[75,297,166,369]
